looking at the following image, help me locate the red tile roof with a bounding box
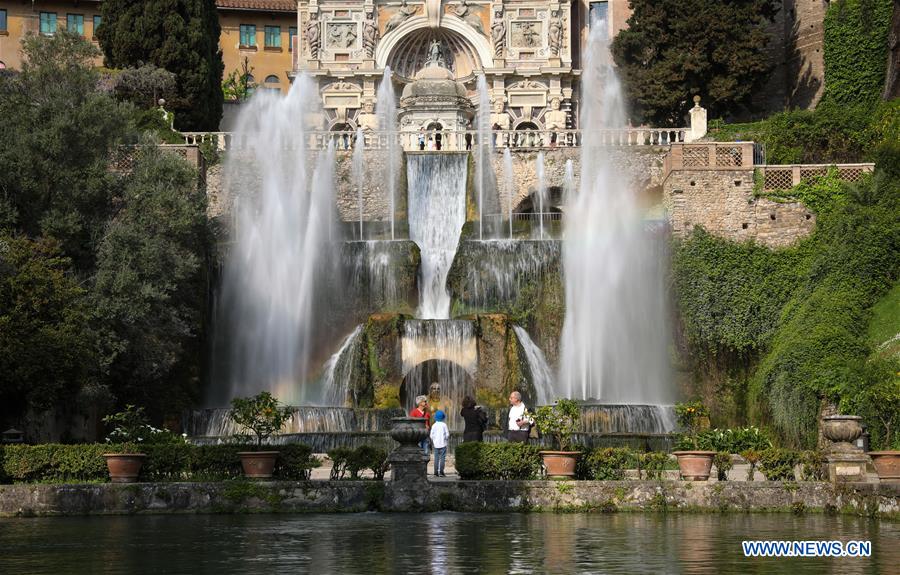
[216,0,297,12]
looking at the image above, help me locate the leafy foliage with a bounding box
[611,0,778,125]
[713,452,733,481]
[97,0,224,130]
[674,401,710,450]
[585,447,633,480]
[112,64,177,109]
[757,448,799,481]
[532,398,580,451]
[454,442,543,480]
[102,404,184,444]
[823,0,894,105]
[228,392,292,448]
[222,57,256,101]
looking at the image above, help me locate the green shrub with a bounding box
[327,447,353,480]
[639,452,672,480]
[455,442,543,480]
[274,444,320,481]
[713,452,734,481]
[758,448,800,481]
[798,450,827,481]
[586,447,634,480]
[741,449,763,481]
[1,444,110,483]
[190,445,244,480]
[696,427,774,454]
[141,443,194,480]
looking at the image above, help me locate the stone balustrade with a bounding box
[182,127,689,153]
[758,163,874,191]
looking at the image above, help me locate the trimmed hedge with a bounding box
[455,442,543,480]
[0,443,320,484]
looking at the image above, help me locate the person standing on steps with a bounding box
[410,395,431,457]
[460,396,488,442]
[430,410,450,477]
[507,391,531,443]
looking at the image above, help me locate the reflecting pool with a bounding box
[1,512,896,574]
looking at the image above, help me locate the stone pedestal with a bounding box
[826,454,869,483]
[388,417,429,483]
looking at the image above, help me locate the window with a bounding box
[288,26,297,52]
[239,24,256,47]
[93,15,102,37]
[0,9,7,33]
[264,25,281,48]
[40,12,58,36]
[265,75,280,84]
[589,1,608,28]
[67,14,84,36]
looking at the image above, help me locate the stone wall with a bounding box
[664,168,816,248]
[2,480,897,517]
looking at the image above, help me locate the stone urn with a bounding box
[672,451,715,481]
[237,451,279,478]
[822,415,863,453]
[388,417,429,483]
[868,452,900,481]
[103,453,147,483]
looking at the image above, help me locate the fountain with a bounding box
[353,128,365,239]
[536,151,546,240]
[475,74,492,239]
[211,76,338,406]
[503,148,514,239]
[377,67,400,240]
[557,22,673,407]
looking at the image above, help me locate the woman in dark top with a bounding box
[460,396,488,442]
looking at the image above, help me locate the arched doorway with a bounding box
[400,359,475,429]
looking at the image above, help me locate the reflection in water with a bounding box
[0,513,896,574]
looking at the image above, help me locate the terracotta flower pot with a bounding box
[238,451,279,478]
[672,451,715,481]
[540,451,580,478]
[868,451,900,481]
[103,453,147,483]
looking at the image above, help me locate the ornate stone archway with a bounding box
[375,15,494,75]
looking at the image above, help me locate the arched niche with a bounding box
[376,15,494,77]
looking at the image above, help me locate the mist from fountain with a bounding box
[407,153,467,319]
[557,22,673,409]
[212,76,338,405]
[377,67,400,240]
[353,128,365,239]
[536,151,546,239]
[475,75,493,239]
[564,159,575,207]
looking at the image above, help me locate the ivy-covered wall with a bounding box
[823,0,894,105]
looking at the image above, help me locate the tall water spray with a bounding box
[503,148,514,239]
[564,159,575,206]
[213,77,338,405]
[377,68,400,240]
[353,128,365,239]
[475,75,493,239]
[536,152,546,239]
[557,24,672,405]
[407,154,467,319]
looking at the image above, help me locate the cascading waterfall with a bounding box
[558,22,673,408]
[407,153,467,319]
[564,159,575,207]
[536,151,546,239]
[377,67,399,240]
[513,325,556,406]
[322,325,363,406]
[401,320,477,429]
[342,240,402,310]
[503,148,514,239]
[353,128,365,239]
[452,239,560,311]
[212,76,338,405]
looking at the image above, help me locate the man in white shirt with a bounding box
[507,391,531,443]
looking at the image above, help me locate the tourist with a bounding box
[430,410,450,477]
[418,128,426,150]
[460,396,488,442]
[507,391,531,443]
[410,395,431,456]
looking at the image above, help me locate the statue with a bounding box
[357,101,379,132]
[454,0,485,35]
[491,10,505,58]
[363,12,379,58]
[385,0,416,33]
[305,15,320,59]
[549,11,564,56]
[490,98,510,130]
[545,97,567,130]
[427,39,446,68]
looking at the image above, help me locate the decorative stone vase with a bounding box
[672,451,715,481]
[237,451,279,479]
[822,415,863,453]
[103,453,147,483]
[868,451,900,481]
[540,451,580,479]
[388,417,429,483]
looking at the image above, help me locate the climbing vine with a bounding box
[823,0,893,105]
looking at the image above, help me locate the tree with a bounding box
[611,0,778,126]
[0,31,132,270]
[0,235,99,423]
[97,0,224,130]
[91,145,209,418]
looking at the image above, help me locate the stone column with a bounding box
[685,96,707,143]
[388,417,430,483]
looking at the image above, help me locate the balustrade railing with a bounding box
[758,164,874,191]
[182,127,688,153]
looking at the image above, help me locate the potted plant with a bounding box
[229,392,292,479]
[102,405,151,483]
[532,399,581,478]
[672,401,715,481]
[856,376,900,481]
